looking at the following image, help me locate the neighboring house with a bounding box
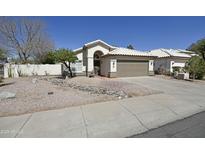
[74,40,156,77]
[149,48,191,74]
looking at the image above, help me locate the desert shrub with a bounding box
[172,66,180,73]
[157,65,166,75]
[165,71,171,76]
[172,66,181,77]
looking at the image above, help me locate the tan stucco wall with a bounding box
[109,72,117,78]
[100,58,110,77]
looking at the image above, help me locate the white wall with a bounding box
[87,57,94,72]
[87,45,110,72]
[75,52,86,72]
[4,64,62,78]
[76,52,83,61]
[70,62,84,73]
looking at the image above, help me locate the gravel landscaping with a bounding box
[0,76,161,117]
[62,76,161,97]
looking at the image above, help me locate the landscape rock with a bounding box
[0,91,16,100]
[38,77,129,99]
[48,92,54,95]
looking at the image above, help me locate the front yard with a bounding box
[0,76,161,117]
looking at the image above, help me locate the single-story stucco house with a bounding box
[74,40,156,77]
[149,48,191,74]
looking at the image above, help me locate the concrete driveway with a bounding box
[0,76,205,138]
[118,76,205,116]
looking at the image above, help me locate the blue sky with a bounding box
[33,16,205,51]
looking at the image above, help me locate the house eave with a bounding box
[73,39,116,54]
[101,54,157,58]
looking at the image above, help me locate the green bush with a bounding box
[172,66,180,73]
[172,66,182,77]
[42,52,56,64]
[185,56,205,80]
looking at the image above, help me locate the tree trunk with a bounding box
[64,62,73,78]
[22,52,28,63]
[68,62,73,78]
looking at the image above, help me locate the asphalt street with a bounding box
[131,111,205,138]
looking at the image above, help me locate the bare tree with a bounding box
[0,17,54,63]
[33,34,55,63]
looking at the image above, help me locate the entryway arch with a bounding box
[93,50,103,75]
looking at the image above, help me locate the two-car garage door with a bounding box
[117,60,149,77]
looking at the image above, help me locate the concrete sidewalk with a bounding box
[0,92,204,138]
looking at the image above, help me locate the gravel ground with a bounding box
[0,76,160,117]
[0,77,116,117]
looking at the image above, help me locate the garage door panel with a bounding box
[117,60,148,77]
